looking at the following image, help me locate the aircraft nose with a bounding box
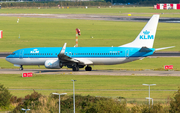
[6,57,11,62]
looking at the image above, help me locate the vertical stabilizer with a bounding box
[120,15,159,48]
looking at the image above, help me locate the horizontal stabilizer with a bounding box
[139,47,153,52]
[155,46,175,51]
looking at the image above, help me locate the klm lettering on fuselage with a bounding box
[139,30,154,39]
[30,49,39,53]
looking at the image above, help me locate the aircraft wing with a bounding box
[58,43,93,65]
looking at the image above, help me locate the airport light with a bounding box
[52,93,67,113]
[142,84,156,106]
[146,97,153,106]
[21,108,30,113]
[71,79,77,113]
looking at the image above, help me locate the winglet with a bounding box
[60,43,67,54]
[155,46,175,51]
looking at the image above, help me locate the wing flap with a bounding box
[75,58,93,65]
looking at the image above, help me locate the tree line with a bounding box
[0,0,180,7]
[1,83,180,112]
[1,1,111,7]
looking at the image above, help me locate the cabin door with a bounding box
[19,50,24,59]
[125,49,129,58]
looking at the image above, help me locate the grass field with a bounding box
[0,74,179,101]
[1,7,180,18]
[0,14,179,70]
[0,7,180,105]
[0,16,179,52]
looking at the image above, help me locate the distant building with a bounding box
[154,3,180,10]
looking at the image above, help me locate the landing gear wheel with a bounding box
[73,67,76,71]
[19,65,23,71]
[85,66,92,71]
[72,65,79,71]
[76,66,79,71]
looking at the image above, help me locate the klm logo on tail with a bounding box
[139,30,154,39]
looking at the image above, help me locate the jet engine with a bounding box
[45,60,62,69]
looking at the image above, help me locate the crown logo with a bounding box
[143,30,150,35]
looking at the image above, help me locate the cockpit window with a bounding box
[11,53,15,55]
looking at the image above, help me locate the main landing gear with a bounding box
[72,64,92,71]
[72,64,79,71]
[19,65,23,71]
[85,66,92,71]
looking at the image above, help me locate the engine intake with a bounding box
[45,60,62,69]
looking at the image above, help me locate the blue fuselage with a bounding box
[6,47,155,66]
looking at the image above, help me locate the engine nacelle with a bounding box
[45,60,62,69]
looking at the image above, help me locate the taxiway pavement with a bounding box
[0,14,180,23]
[0,69,179,76]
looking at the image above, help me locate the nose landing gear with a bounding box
[19,65,23,71]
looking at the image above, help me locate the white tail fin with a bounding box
[120,15,160,48]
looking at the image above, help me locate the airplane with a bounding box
[6,15,174,71]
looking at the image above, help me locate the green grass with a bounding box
[0,74,179,99]
[0,7,180,103]
[0,16,179,52]
[1,7,180,18]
